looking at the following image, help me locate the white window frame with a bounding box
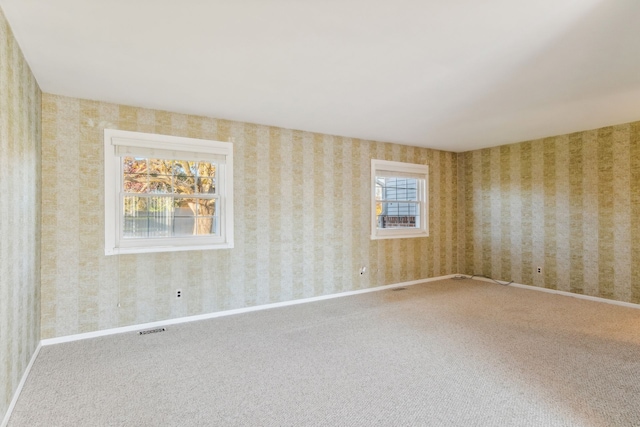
[371,159,429,240]
[104,129,234,255]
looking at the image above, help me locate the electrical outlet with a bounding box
[360,267,367,275]
[536,267,542,274]
[176,289,182,298]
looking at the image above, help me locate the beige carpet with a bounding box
[8,279,640,426]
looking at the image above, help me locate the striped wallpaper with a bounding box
[40,94,460,339]
[0,7,41,421]
[461,122,640,304]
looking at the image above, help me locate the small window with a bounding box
[104,129,233,255]
[371,159,429,240]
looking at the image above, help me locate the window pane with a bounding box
[196,199,216,216]
[197,162,215,176]
[123,196,173,238]
[174,200,196,236]
[175,199,218,236]
[123,196,147,215]
[172,161,195,194]
[146,196,173,238]
[196,177,215,194]
[123,174,148,193]
[147,175,172,193]
[375,176,421,229]
[119,158,223,239]
[195,216,217,236]
[148,159,172,175]
[125,159,212,195]
[375,177,418,201]
[123,196,149,238]
[123,196,220,239]
[145,202,173,237]
[123,158,173,193]
[377,202,420,229]
[172,160,195,176]
[123,157,147,174]
[148,196,174,213]
[196,199,218,235]
[195,162,216,194]
[195,199,218,236]
[149,159,172,194]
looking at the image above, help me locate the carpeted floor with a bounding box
[8,278,640,426]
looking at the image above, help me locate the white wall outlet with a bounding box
[536,267,542,274]
[176,289,182,298]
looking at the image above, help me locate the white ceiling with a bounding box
[2,0,640,152]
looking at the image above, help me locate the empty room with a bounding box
[2,1,640,426]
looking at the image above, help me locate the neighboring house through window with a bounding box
[104,129,233,255]
[371,159,429,240]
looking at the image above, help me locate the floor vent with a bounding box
[139,328,166,336]
[391,287,407,291]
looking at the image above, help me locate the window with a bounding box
[104,129,233,255]
[371,159,428,240]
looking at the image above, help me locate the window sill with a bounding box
[105,242,233,256]
[370,230,429,240]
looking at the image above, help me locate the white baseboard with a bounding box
[41,274,457,346]
[467,275,640,310]
[1,343,42,427]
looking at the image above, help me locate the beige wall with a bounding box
[461,121,640,304]
[0,8,41,421]
[40,94,460,339]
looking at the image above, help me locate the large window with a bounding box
[104,129,233,255]
[371,159,429,240]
